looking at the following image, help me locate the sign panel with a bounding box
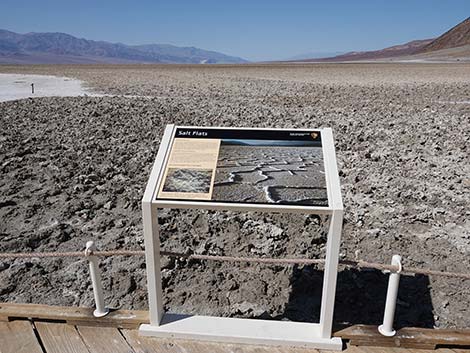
[156,127,328,207]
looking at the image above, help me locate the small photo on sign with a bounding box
[162,168,212,193]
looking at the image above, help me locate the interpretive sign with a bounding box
[157,127,328,207]
[141,125,344,350]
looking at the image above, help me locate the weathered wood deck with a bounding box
[1,319,469,353]
[1,304,469,353]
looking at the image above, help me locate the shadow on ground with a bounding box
[282,266,435,329]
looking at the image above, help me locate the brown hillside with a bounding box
[304,39,433,62]
[420,17,470,52]
[296,17,470,62]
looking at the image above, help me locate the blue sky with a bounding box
[1,0,469,61]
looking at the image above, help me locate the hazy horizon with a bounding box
[1,0,469,61]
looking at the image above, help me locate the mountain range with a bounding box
[299,17,470,62]
[0,30,247,64]
[1,17,469,64]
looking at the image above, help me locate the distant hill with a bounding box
[298,17,470,62]
[419,17,470,53]
[302,39,434,62]
[131,44,245,64]
[0,29,248,64]
[285,51,346,61]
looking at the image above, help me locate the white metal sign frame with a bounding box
[140,124,343,350]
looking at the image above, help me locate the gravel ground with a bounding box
[0,64,469,329]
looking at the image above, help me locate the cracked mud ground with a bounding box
[0,63,469,329]
[213,145,327,205]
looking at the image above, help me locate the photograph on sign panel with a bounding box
[162,168,213,193]
[212,139,328,206]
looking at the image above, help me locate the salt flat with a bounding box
[0,73,92,102]
[0,63,469,330]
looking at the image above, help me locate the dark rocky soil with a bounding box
[0,64,469,329]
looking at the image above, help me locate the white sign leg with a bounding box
[142,202,164,325]
[319,209,343,338]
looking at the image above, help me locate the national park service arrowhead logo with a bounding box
[310,132,318,140]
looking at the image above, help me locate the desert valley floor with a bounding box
[0,63,469,329]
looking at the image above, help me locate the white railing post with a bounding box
[85,241,109,318]
[378,254,402,336]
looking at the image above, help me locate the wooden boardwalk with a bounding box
[1,319,470,353]
[0,304,469,353]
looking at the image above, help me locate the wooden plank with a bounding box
[327,345,470,353]
[0,320,43,353]
[350,340,435,350]
[35,322,90,353]
[121,329,187,353]
[66,320,138,330]
[407,348,454,353]
[323,343,381,353]
[276,347,320,353]
[358,347,411,353]
[77,326,134,353]
[336,325,470,349]
[122,329,320,353]
[332,345,365,353]
[0,303,148,329]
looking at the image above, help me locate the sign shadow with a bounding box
[281,265,435,329]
